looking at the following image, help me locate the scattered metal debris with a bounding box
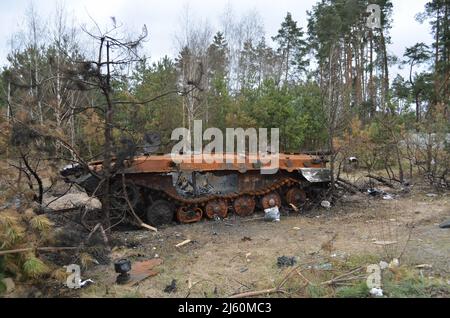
[368,188,396,200]
[277,256,297,268]
[439,220,450,228]
[164,279,177,293]
[80,279,94,287]
[114,258,132,284]
[123,259,162,287]
[367,188,384,196]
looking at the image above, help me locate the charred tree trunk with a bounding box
[100,38,112,232]
[369,30,375,119]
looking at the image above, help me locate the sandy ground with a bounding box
[74,186,450,298]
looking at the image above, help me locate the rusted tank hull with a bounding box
[61,153,330,226]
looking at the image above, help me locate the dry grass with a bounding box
[3,173,449,298]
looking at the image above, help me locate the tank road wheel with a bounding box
[286,188,307,208]
[177,207,203,224]
[261,192,281,210]
[233,195,256,217]
[110,180,139,211]
[146,200,174,227]
[205,200,228,219]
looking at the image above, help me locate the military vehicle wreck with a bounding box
[61,153,331,227]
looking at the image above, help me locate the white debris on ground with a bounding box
[43,192,102,211]
[264,206,280,222]
[370,287,383,297]
[388,258,400,269]
[379,261,389,270]
[320,200,331,209]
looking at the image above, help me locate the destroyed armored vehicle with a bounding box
[61,153,331,226]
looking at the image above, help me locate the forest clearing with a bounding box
[0,0,449,302]
[1,169,449,298]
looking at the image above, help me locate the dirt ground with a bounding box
[71,184,450,298]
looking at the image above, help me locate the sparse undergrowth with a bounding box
[0,206,53,283]
[289,255,449,298]
[2,182,449,298]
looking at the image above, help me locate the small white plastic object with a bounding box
[321,200,331,209]
[379,261,389,270]
[370,287,383,297]
[264,206,280,222]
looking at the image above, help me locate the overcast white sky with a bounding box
[0,0,434,79]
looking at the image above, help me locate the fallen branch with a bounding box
[337,177,362,192]
[366,174,395,188]
[43,183,74,210]
[228,288,284,298]
[242,217,265,222]
[372,240,398,246]
[175,239,192,248]
[40,207,81,214]
[140,223,158,232]
[229,262,309,298]
[320,267,364,286]
[336,180,357,194]
[185,279,214,298]
[121,174,157,232]
[0,246,78,256]
[296,269,312,285]
[86,223,109,245]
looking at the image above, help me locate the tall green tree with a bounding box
[273,12,308,85]
[207,32,229,80]
[417,0,450,116]
[131,56,182,149]
[402,43,432,121]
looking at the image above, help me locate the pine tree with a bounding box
[273,12,309,86]
[403,43,432,121]
[417,0,450,116]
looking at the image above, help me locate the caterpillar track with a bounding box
[61,153,331,227]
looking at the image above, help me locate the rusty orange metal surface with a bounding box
[261,192,282,210]
[89,153,324,174]
[177,206,203,223]
[233,195,256,216]
[62,151,330,227]
[205,200,228,219]
[124,258,162,287]
[286,188,307,207]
